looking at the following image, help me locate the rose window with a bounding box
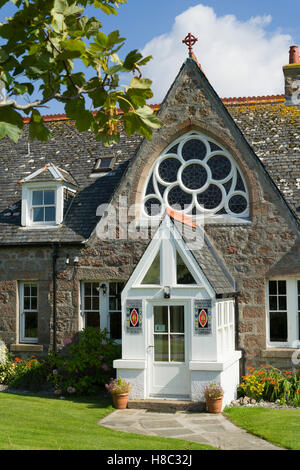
[143,132,249,220]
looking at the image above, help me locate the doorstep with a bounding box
[128,399,206,413]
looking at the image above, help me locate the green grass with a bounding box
[224,407,300,450]
[0,393,214,450]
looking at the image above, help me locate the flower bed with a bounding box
[237,365,300,407]
[0,342,49,392]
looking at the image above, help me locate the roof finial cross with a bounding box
[182,33,198,55]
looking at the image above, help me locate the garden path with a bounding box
[99,408,282,450]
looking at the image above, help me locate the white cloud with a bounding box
[141,4,292,103]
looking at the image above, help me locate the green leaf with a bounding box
[88,88,107,108]
[0,70,13,86]
[123,49,142,69]
[130,77,152,89]
[29,110,51,141]
[107,30,125,49]
[0,106,23,129]
[0,121,22,142]
[126,88,153,107]
[61,39,87,55]
[122,112,139,136]
[94,1,118,15]
[136,55,152,66]
[0,48,9,64]
[135,106,161,129]
[75,110,93,132]
[65,98,85,119]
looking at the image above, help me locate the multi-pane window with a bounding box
[109,282,124,340]
[81,281,124,340]
[83,282,100,328]
[31,189,56,223]
[19,282,38,343]
[267,279,300,346]
[268,280,287,342]
[153,306,185,362]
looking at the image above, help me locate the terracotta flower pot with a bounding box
[206,396,223,413]
[112,392,129,409]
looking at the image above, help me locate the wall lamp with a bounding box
[98,283,107,295]
[164,286,170,299]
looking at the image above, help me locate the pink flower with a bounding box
[67,386,76,394]
[99,355,104,360]
[52,369,58,375]
[102,364,108,371]
[64,338,72,344]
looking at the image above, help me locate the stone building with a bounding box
[0,41,299,406]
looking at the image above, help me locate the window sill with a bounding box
[10,344,43,352]
[261,348,299,359]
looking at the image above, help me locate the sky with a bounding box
[1,0,299,114]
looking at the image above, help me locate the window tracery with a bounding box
[142,132,249,220]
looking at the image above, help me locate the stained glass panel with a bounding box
[168,186,193,209]
[197,184,223,209]
[228,195,247,214]
[207,155,231,180]
[182,139,207,161]
[181,164,207,190]
[158,158,181,183]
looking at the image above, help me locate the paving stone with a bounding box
[153,428,195,437]
[191,419,220,425]
[141,419,181,429]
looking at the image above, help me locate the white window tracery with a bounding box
[142,131,249,222]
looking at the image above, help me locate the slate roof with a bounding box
[172,217,236,295]
[0,120,142,244]
[0,97,299,245]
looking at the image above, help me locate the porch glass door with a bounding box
[154,306,185,362]
[150,304,190,397]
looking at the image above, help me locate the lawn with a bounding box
[224,407,300,450]
[0,392,214,450]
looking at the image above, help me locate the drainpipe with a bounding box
[52,244,59,353]
[234,293,246,377]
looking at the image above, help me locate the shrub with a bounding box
[239,365,300,405]
[47,328,121,396]
[8,357,49,391]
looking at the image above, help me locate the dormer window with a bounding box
[19,163,77,228]
[32,189,56,223]
[93,157,112,173]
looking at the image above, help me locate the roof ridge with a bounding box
[21,95,285,123]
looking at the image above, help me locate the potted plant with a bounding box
[105,377,131,409]
[203,382,224,413]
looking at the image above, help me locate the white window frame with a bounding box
[266,278,300,348]
[31,188,57,224]
[21,181,75,227]
[80,281,124,342]
[19,281,38,344]
[140,131,250,226]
